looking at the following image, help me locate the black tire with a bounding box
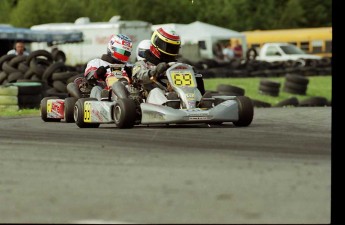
[113,98,137,129]
[274,97,299,107]
[26,50,53,65]
[52,50,66,63]
[251,99,272,108]
[53,80,67,93]
[7,71,24,83]
[64,97,78,123]
[166,92,180,109]
[283,81,307,92]
[0,71,8,84]
[285,73,309,85]
[282,85,306,95]
[258,84,280,93]
[74,98,100,128]
[42,62,66,82]
[259,79,281,88]
[40,97,61,122]
[2,61,19,74]
[299,96,328,107]
[52,71,79,81]
[0,54,16,68]
[233,96,254,127]
[9,55,27,67]
[29,58,51,78]
[18,62,29,73]
[217,84,245,96]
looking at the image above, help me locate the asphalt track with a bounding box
[0,107,331,224]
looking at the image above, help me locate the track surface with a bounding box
[0,107,331,224]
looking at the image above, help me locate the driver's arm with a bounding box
[132,61,154,84]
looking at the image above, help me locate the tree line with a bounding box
[0,0,332,31]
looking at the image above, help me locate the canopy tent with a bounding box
[178,21,245,43]
[174,21,247,60]
[0,25,83,44]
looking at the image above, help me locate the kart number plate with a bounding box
[170,71,195,87]
[84,102,92,122]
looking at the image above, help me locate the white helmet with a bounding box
[107,34,133,63]
[136,39,151,61]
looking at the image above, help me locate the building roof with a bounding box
[0,25,83,44]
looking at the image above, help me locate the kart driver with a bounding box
[132,27,206,96]
[84,34,133,100]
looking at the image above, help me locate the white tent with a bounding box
[178,21,246,45]
[178,21,247,60]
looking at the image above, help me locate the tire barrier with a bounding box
[0,50,86,110]
[299,96,329,107]
[181,56,332,79]
[10,82,42,109]
[258,79,281,97]
[283,73,309,95]
[0,85,19,111]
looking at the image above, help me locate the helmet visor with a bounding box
[112,47,131,57]
[152,36,180,56]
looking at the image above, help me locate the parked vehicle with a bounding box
[247,43,322,63]
[243,27,332,58]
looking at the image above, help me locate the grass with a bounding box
[0,108,40,117]
[204,75,332,106]
[0,75,331,117]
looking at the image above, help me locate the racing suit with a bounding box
[132,54,206,96]
[84,54,131,100]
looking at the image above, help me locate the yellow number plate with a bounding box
[84,102,91,122]
[47,100,53,113]
[170,72,195,87]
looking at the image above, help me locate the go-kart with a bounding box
[40,76,91,122]
[73,62,254,128]
[40,64,128,123]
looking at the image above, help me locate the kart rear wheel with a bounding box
[233,96,254,127]
[40,96,61,122]
[74,98,100,128]
[64,97,78,123]
[113,98,137,129]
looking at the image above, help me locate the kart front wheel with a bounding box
[113,98,137,129]
[233,96,254,127]
[74,98,100,128]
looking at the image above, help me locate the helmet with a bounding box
[107,34,133,63]
[136,39,151,61]
[150,27,181,61]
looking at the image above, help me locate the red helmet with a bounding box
[150,27,181,61]
[107,34,133,63]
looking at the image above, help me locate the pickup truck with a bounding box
[247,43,322,62]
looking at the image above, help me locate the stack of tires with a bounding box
[283,74,309,95]
[0,85,18,111]
[258,79,281,97]
[11,82,42,109]
[0,50,84,109]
